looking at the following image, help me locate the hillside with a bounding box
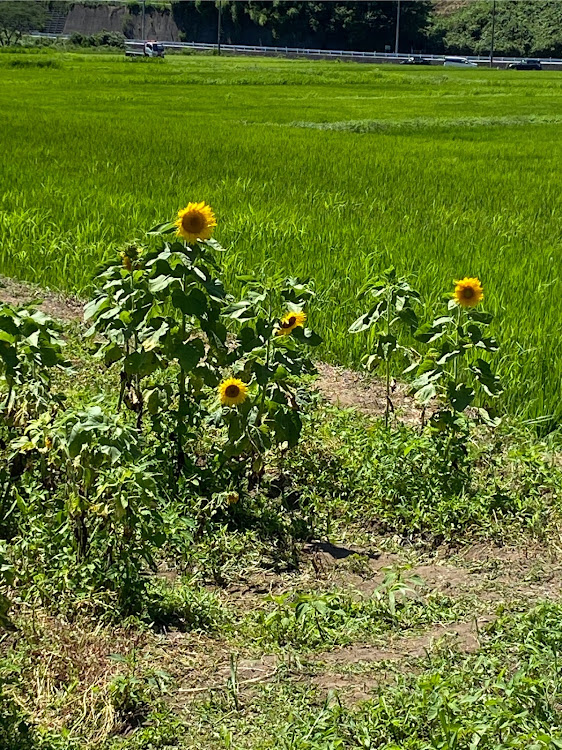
[429,0,562,56]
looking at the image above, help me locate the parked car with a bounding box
[125,41,165,58]
[507,59,542,70]
[443,57,478,68]
[400,56,431,66]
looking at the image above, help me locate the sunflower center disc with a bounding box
[462,287,475,299]
[225,385,240,398]
[182,213,205,234]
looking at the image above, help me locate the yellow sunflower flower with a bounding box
[453,277,484,308]
[218,378,248,407]
[175,202,217,243]
[276,310,307,336]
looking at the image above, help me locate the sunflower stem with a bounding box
[261,294,272,415]
[177,274,188,473]
[385,287,392,429]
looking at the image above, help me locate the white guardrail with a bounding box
[29,35,562,65]
[143,40,562,65]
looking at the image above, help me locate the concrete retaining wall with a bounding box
[64,4,181,41]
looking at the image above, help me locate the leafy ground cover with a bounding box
[0,51,561,424]
[0,272,561,749]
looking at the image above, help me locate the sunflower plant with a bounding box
[410,276,502,436]
[85,202,229,472]
[0,303,68,420]
[349,267,420,427]
[10,404,162,613]
[218,274,322,484]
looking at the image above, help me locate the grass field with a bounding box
[0,50,561,425]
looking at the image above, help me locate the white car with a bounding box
[443,57,478,68]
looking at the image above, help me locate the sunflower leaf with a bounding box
[292,327,322,347]
[147,221,177,236]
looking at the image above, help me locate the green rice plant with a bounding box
[0,53,561,425]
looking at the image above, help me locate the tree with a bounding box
[0,1,47,46]
[428,0,562,57]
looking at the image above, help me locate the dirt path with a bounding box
[0,275,83,322]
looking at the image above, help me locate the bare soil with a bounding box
[0,275,83,322]
[314,362,424,424]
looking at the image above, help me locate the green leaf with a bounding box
[145,388,162,415]
[448,382,475,412]
[253,361,274,385]
[414,383,437,404]
[292,327,323,347]
[171,288,207,317]
[147,221,177,235]
[100,343,123,366]
[468,309,493,325]
[477,407,502,428]
[376,333,397,360]
[436,347,462,366]
[149,275,178,293]
[84,296,111,322]
[124,350,159,377]
[415,321,447,344]
[223,300,255,321]
[397,305,419,331]
[470,358,502,397]
[348,312,374,334]
[142,321,169,352]
[272,408,302,448]
[238,326,261,352]
[176,339,205,372]
[202,237,226,252]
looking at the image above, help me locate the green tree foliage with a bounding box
[172,1,432,52]
[430,0,562,57]
[0,1,47,46]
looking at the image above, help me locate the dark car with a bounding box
[400,56,431,66]
[508,59,542,70]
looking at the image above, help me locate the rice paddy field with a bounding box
[0,50,561,426]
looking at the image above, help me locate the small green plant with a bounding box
[108,650,170,732]
[9,404,162,613]
[220,273,322,484]
[0,541,15,631]
[349,267,420,427]
[411,276,502,456]
[0,303,68,419]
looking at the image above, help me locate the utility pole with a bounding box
[489,0,496,68]
[394,0,401,55]
[217,0,222,56]
[141,0,145,41]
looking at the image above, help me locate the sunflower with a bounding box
[218,378,248,407]
[120,244,142,271]
[453,277,484,308]
[175,202,217,243]
[276,310,307,336]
